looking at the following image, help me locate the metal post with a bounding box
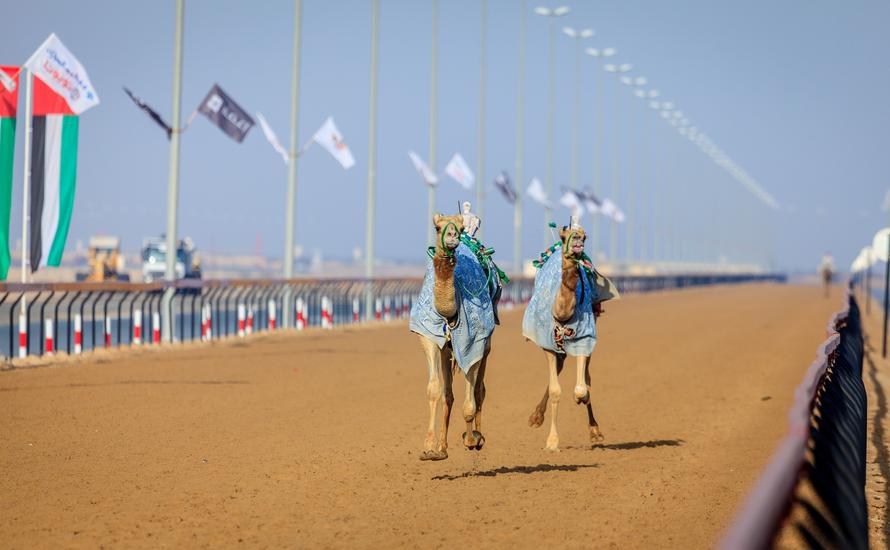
[545,17,556,246]
[625,88,634,263]
[571,39,580,190]
[365,0,380,318]
[593,58,604,255]
[881,239,890,359]
[513,0,526,276]
[476,0,487,238]
[610,74,621,262]
[161,0,185,343]
[21,71,32,283]
[282,0,303,327]
[427,0,438,246]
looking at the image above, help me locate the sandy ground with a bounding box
[0,284,842,549]
[862,291,890,549]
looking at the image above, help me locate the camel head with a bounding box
[433,214,464,254]
[559,225,587,260]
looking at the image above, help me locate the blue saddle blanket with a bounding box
[409,243,497,372]
[522,247,597,356]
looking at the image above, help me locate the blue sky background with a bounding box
[3,0,888,272]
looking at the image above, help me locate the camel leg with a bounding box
[439,346,456,453]
[471,346,490,449]
[583,357,605,443]
[573,354,590,404]
[419,336,447,461]
[461,363,484,449]
[529,354,565,428]
[545,350,563,451]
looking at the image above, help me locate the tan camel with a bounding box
[522,219,616,451]
[413,213,492,461]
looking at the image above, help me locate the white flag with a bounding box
[559,191,585,217]
[257,112,289,164]
[882,188,890,213]
[444,153,474,189]
[526,178,552,209]
[24,33,99,114]
[408,150,438,186]
[600,198,625,223]
[312,117,355,169]
[0,68,15,93]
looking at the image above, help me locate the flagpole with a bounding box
[283,0,303,327]
[545,16,555,246]
[365,0,380,318]
[514,0,526,276]
[161,0,185,343]
[427,0,438,246]
[20,71,32,285]
[476,0,487,239]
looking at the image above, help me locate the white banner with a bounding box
[312,117,355,169]
[257,112,289,164]
[408,150,438,186]
[526,178,552,209]
[559,191,585,217]
[24,33,99,114]
[599,198,625,223]
[444,153,474,189]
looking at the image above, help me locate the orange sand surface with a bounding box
[0,284,841,548]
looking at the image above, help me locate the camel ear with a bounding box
[433,213,442,229]
[559,226,570,242]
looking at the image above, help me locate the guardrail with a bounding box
[721,287,866,549]
[0,272,784,360]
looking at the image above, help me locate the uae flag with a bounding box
[29,77,79,271]
[0,66,19,280]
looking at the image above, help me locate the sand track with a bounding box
[0,284,841,549]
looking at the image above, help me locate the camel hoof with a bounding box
[420,449,448,461]
[528,409,545,428]
[545,436,560,451]
[574,386,590,405]
[589,426,605,443]
[462,431,484,450]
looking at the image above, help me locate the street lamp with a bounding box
[603,61,632,261]
[585,46,616,256]
[620,73,646,262]
[535,5,570,245]
[563,26,594,191]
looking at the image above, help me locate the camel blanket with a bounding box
[522,247,598,356]
[409,243,497,373]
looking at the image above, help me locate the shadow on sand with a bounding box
[561,439,685,451]
[0,380,250,392]
[432,462,599,481]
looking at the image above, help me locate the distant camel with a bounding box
[522,217,618,451]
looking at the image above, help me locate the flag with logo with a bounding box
[493,171,516,204]
[24,33,100,115]
[559,190,585,217]
[444,153,473,190]
[0,66,20,279]
[28,77,80,271]
[123,87,172,138]
[313,117,354,169]
[408,150,438,186]
[526,177,552,209]
[198,84,254,143]
[579,188,601,214]
[600,198,625,223]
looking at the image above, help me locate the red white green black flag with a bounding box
[0,66,19,280]
[29,76,79,271]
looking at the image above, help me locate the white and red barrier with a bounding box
[237,303,246,337]
[246,304,254,335]
[353,297,360,323]
[105,317,112,348]
[152,311,161,344]
[296,297,306,330]
[268,299,277,330]
[73,314,83,354]
[133,310,143,345]
[321,296,333,329]
[18,312,27,358]
[44,319,54,356]
[374,298,382,321]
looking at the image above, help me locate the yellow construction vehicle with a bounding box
[76,235,131,282]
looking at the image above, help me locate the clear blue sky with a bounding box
[3,0,888,272]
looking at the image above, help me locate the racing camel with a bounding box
[522,216,618,451]
[409,207,506,461]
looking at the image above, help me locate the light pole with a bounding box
[603,62,632,262]
[534,5,570,245]
[427,0,438,246]
[585,46,616,256]
[282,0,303,327]
[365,0,380,318]
[514,0,527,275]
[634,87,657,264]
[620,74,646,262]
[477,0,488,239]
[563,26,594,191]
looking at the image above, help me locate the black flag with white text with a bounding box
[197,84,254,143]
